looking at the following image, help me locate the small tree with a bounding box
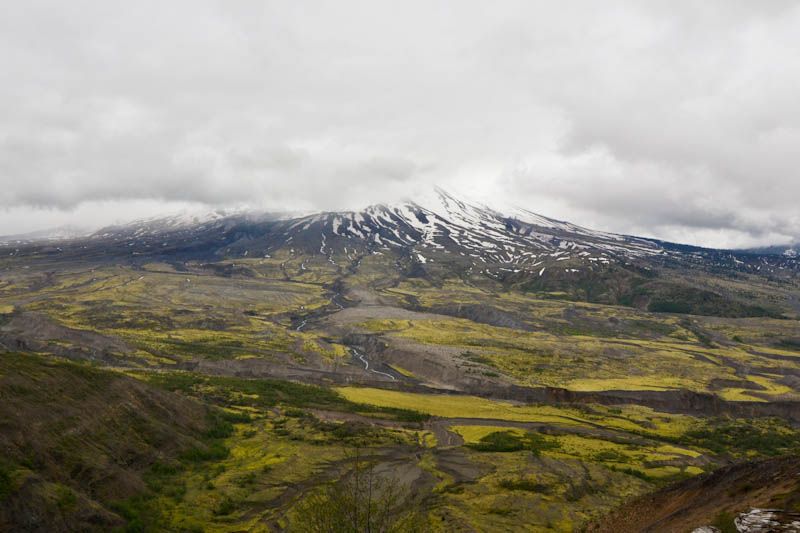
[293,449,424,533]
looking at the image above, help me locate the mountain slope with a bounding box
[0,353,220,532]
[262,188,660,254]
[5,189,789,319]
[589,455,800,532]
[9,189,796,275]
[66,189,798,278]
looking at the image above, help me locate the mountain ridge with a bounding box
[3,189,797,263]
[63,189,800,278]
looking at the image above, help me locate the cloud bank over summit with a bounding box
[1,1,799,248]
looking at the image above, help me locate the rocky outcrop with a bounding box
[734,509,800,532]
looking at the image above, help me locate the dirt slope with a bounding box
[588,455,800,532]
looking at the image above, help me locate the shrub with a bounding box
[235,472,258,487]
[649,300,691,314]
[219,410,252,424]
[593,450,628,463]
[467,431,559,455]
[683,421,799,456]
[181,442,229,463]
[498,478,550,493]
[468,431,526,452]
[609,466,654,482]
[293,449,424,532]
[712,511,738,533]
[203,417,234,439]
[110,496,163,532]
[0,464,12,501]
[214,496,238,516]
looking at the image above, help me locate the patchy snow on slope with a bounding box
[278,190,666,273]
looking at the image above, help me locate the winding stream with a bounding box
[351,348,396,381]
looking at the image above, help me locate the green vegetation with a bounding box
[647,286,780,318]
[0,241,797,532]
[356,310,799,398]
[467,431,559,455]
[682,419,800,457]
[0,463,13,502]
[497,477,550,493]
[145,372,429,422]
[336,387,701,439]
[712,511,739,533]
[54,484,77,512]
[291,449,424,532]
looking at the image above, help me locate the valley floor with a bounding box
[1,249,799,531]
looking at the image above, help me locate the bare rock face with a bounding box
[734,509,800,532]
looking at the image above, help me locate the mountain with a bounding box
[83,187,681,263]
[9,188,794,318]
[741,242,799,258]
[17,188,797,277]
[0,225,90,245]
[265,187,662,264]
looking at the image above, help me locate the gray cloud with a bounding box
[1,1,798,247]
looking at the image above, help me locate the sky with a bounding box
[1,1,799,248]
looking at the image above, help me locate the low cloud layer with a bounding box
[1,1,798,248]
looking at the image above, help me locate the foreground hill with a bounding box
[1,189,799,531]
[590,455,800,532]
[0,353,222,531]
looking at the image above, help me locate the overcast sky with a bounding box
[1,1,798,248]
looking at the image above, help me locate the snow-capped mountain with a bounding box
[10,189,798,279]
[267,188,663,269]
[89,207,270,240]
